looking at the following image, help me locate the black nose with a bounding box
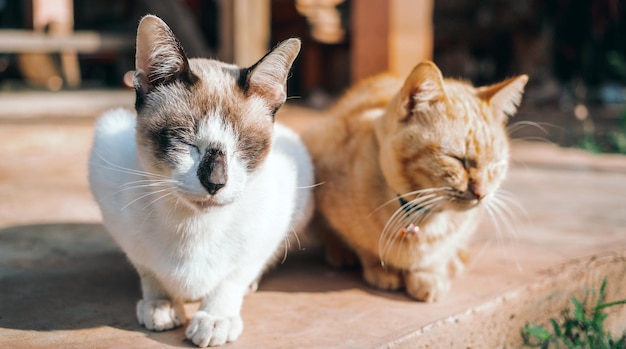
[197,148,227,195]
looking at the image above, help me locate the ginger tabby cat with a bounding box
[303,61,528,302]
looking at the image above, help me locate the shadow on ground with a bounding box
[0,223,140,332]
[0,222,409,335]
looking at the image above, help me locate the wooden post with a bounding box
[350,0,433,83]
[218,0,270,67]
[350,0,389,83]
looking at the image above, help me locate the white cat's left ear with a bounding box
[477,75,529,120]
[134,15,196,97]
[243,38,301,112]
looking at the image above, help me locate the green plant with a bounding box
[522,279,626,349]
[578,109,626,155]
[609,108,626,154]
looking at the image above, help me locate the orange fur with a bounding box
[303,61,528,301]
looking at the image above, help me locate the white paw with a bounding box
[404,271,451,302]
[136,299,184,331]
[185,311,243,347]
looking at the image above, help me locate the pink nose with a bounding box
[462,189,483,201]
[464,180,485,201]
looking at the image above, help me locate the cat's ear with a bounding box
[477,75,528,120]
[399,61,446,118]
[134,15,196,97]
[242,38,301,112]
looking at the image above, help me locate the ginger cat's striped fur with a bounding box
[303,61,528,302]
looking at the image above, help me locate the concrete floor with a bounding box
[1,91,626,348]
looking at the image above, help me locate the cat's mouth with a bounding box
[177,193,221,211]
[188,198,215,210]
[182,193,235,210]
[449,196,483,210]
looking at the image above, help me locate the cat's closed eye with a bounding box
[447,155,468,168]
[182,142,200,156]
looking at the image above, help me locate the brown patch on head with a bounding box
[191,79,274,173]
[231,111,273,171]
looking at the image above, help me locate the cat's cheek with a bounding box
[223,160,248,197]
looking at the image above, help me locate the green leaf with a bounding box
[572,297,586,322]
[525,324,553,342]
[550,318,563,338]
[596,299,626,311]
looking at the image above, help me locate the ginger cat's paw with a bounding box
[363,264,403,290]
[136,299,185,331]
[185,311,243,347]
[404,271,451,302]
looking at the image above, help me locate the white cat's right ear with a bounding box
[134,15,196,97]
[242,38,301,113]
[399,61,446,118]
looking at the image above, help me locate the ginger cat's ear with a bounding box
[399,61,446,118]
[477,75,529,121]
[134,15,196,98]
[242,38,301,112]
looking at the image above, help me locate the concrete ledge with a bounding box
[391,253,626,348]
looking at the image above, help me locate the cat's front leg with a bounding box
[136,267,186,331]
[359,253,404,291]
[403,270,451,302]
[185,278,248,347]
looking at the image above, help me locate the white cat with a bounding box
[88,15,313,347]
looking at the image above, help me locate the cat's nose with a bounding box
[463,180,485,201]
[198,148,228,195]
[462,189,484,201]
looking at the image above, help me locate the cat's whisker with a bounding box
[510,136,554,144]
[507,121,559,147]
[369,187,448,217]
[296,181,325,190]
[381,204,441,265]
[141,191,176,211]
[488,197,519,241]
[280,230,292,265]
[108,181,175,198]
[398,187,452,199]
[91,151,171,179]
[378,194,434,253]
[506,120,552,135]
[120,188,172,211]
[378,195,444,265]
[139,208,156,230]
[484,195,524,272]
[120,178,178,187]
[483,204,507,255]
[90,160,171,181]
[493,189,524,220]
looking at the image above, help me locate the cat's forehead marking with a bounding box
[195,110,237,150]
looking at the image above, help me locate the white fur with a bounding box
[88,108,313,347]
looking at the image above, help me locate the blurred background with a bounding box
[0,0,625,152]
